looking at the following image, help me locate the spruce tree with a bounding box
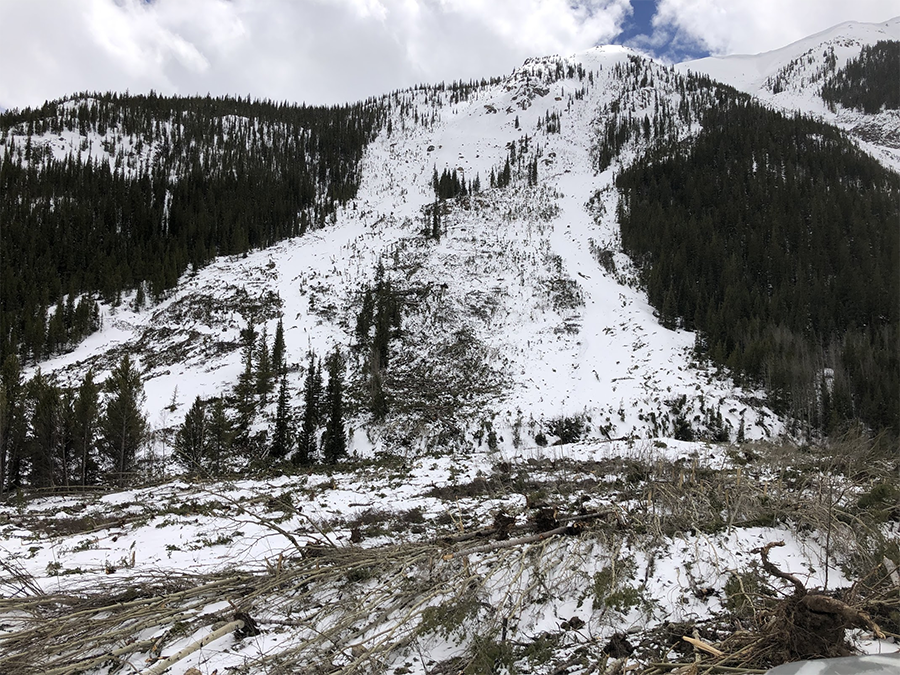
[233,320,258,443]
[174,396,208,474]
[270,374,292,460]
[272,318,286,376]
[100,355,148,486]
[294,351,321,465]
[256,326,273,405]
[27,370,63,488]
[205,397,231,476]
[322,347,347,464]
[71,368,100,486]
[0,355,26,491]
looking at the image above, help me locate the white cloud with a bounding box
[0,0,631,110]
[653,0,899,57]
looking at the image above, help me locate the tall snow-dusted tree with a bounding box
[256,326,273,405]
[272,318,286,376]
[270,374,292,460]
[294,351,322,465]
[174,396,208,474]
[233,320,258,444]
[71,368,100,486]
[205,397,231,476]
[322,347,347,464]
[100,355,147,486]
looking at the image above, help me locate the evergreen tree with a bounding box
[431,200,441,241]
[322,347,347,464]
[270,374,292,460]
[26,370,63,488]
[205,397,231,477]
[294,351,322,465]
[0,355,26,491]
[272,318,286,376]
[256,326,273,404]
[100,355,148,485]
[174,396,208,474]
[233,320,258,443]
[71,368,100,486]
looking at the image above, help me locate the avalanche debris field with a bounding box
[2,435,897,674]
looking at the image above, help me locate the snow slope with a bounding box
[679,17,900,169]
[29,45,781,460]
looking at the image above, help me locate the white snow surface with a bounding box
[679,16,900,171]
[30,45,781,458]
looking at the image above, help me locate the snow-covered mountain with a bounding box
[9,18,899,457]
[679,16,900,168]
[19,45,784,457]
[2,19,898,675]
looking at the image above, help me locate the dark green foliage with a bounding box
[616,99,900,436]
[322,347,347,464]
[0,91,384,363]
[546,416,586,444]
[355,264,402,420]
[100,355,148,484]
[26,370,64,487]
[669,396,694,442]
[174,396,208,473]
[430,200,441,241]
[433,167,466,200]
[821,41,900,113]
[0,355,26,491]
[233,321,258,443]
[256,326,273,405]
[272,318,286,376]
[294,351,322,465]
[204,397,231,476]
[270,374,293,460]
[71,369,100,486]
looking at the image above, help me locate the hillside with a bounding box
[0,20,898,675]
[679,16,900,167]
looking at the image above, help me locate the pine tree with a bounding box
[205,397,231,476]
[322,347,347,464]
[294,351,322,465]
[174,396,208,474]
[26,370,63,488]
[233,320,258,443]
[100,355,148,486]
[71,368,100,486]
[270,374,292,460]
[431,200,441,241]
[256,326,273,404]
[272,318,286,376]
[0,355,26,492]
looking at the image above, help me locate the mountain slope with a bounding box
[2,25,899,675]
[679,17,900,167]
[16,47,784,459]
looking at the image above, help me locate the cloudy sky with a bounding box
[0,0,896,110]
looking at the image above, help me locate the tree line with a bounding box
[174,316,349,477]
[0,354,146,491]
[615,97,899,437]
[0,316,352,492]
[0,92,385,365]
[821,41,900,113]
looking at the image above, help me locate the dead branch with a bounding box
[751,541,806,597]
